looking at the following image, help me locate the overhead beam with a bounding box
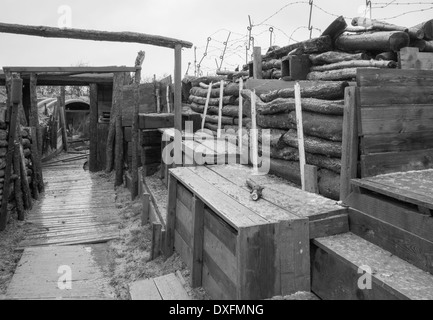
[0,22,193,49]
[3,66,138,73]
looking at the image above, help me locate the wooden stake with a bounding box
[201,82,213,131]
[217,81,224,138]
[295,82,306,191]
[0,78,23,231]
[151,222,162,260]
[13,140,24,220]
[19,143,32,210]
[166,85,171,113]
[58,91,68,152]
[238,78,244,154]
[250,90,259,173]
[114,115,124,186]
[29,127,44,194]
[173,44,183,167]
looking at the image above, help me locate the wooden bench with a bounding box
[164,164,348,300]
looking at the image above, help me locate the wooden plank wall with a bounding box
[356,69,433,177]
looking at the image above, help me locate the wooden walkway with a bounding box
[5,160,119,300]
[19,162,120,248]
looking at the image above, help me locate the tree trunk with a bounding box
[307,68,361,81]
[335,31,410,52]
[262,59,282,70]
[260,81,348,103]
[257,114,295,130]
[352,17,424,40]
[114,116,124,186]
[190,83,239,98]
[411,39,433,52]
[310,51,370,65]
[258,129,286,148]
[280,129,342,157]
[264,35,333,60]
[288,111,343,142]
[375,51,397,61]
[311,59,396,72]
[322,16,347,40]
[318,169,340,200]
[191,76,226,87]
[188,95,236,106]
[205,115,234,125]
[412,19,433,40]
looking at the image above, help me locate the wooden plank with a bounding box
[362,130,433,154]
[202,263,231,300]
[5,66,138,73]
[360,105,433,136]
[349,208,433,274]
[89,84,98,172]
[176,199,193,242]
[191,196,205,288]
[340,87,359,201]
[204,208,237,255]
[170,168,268,229]
[139,113,174,129]
[131,84,139,200]
[361,149,433,177]
[360,86,433,106]
[164,174,177,257]
[129,279,162,300]
[346,192,433,243]
[304,164,319,194]
[174,44,182,167]
[294,83,306,190]
[174,230,192,268]
[308,214,349,239]
[357,68,433,87]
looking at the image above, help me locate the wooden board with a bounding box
[361,131,433,154]
[129,279,162,300]
[399,47,433,70]
[312,233,433,300]
[6,245,114,300]
[359,86,433,106]
[357,68,433,87]
[129,273,191,300]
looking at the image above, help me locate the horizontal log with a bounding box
[258,129,286,148]
[412,19,433,40]
[188,95,236,106]
[257,114,295,130]
[310,51,370,65]
[255,97,344,116]
[335,31,410,52]
[411,40,433,52]
[352,17,424,40]
[310,59,396,72]
[288,111,343,142]
[190,83,239,98]
[307,68,362,81]
[260,81,348,103]
[264,36,333,60]
[280,130,342,157]
[262,59,282,70]
[190,76,226,88]
[190,103,245,118]
[204,115,234,125]
[375,52,397,61]
[0,22,192,49]
[322,16,347,41]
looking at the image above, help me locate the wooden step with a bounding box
[129,273,191,300]
[311,233,433,300]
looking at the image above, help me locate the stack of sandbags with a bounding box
[0,127,7,204]
[241,81,349,200]
[187,76,250,135]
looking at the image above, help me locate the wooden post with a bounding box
[340,87,359,201]
[201,82,213,131]
[217,81,224,138]
[304,164,319,194]
[166,85,171,113]
[141,193,150,226]
[250,90,259,173]
[13,140,24,220]
[58,89,68,152]
[0,78,23,231]
[253,47,263,79]
[164,174,177,257]
[131,84,139,200]
[114,116,124,186]
[295,83,306,191]
[19,144,32,210]
[174,44,182,167]
[29,74,40,153]
[89,84,98,172]
[191,196,205,288]
[238,78,244,154]
[29,127,41,198]
[151,222,163,260]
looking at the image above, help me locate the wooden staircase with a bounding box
[311,172,433,300]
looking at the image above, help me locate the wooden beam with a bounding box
[89,84,98,172]
[0,22,193,49]
[173,44,182,167]
[339,87,359,201]
[0,78,22,231]
[58,89,68,152]
[3,66,138,73]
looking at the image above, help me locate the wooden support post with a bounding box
[114,115,124,186]
[131,84,139,200]
[253,47,263,79]
[340,87,359,201]
[151,222,163,260]
[0,78,23,231]
[201,82,213,131]
[19,144,32,210]
[164,174,177,257]
[29,127,41,198]
[13,140,24,220]
[89,83,98,172]
[295,83,306,191]
[166,85,171,113]
[141,193,150,226]
[250,90,259,172]
[217,81,224,138]
[174,44,183,167]
[191,196,205,288]
[238,78,244,154]
[58,90,68,152]
[29,74,40,154]
[304,164,319,194]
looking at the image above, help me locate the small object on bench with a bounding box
[246,178,264,201]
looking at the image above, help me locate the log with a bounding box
[322,16,348,40]
[204,122,218,132]
[307,68,361,81]
[188,94,235,106]
[310,59,396,72]
[375,52,397,61]
[199,81,224,89]
[411,40,433,52]
[280,129,342,158]
[258,129,286,148]
[262,59,282,71]
[0,22,193,49]
[309,51,370,65]
[257,114,295,130]
[30,127,43,194]
[288,111,343,142]
[260,81,348,103]
[190,76,226,88]
[114,116,124,187]
[205,115,234,125]
[264,36,333,60]
[318,169,340,200]
[352,17,424,40]
[269,158,301,185]
[411,20,433,41]
[335,31,410,52]
[190,83,239,98]
[257,98,296,115]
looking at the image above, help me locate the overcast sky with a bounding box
[1,0,432,80]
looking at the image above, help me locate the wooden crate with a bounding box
[164,165,348,300]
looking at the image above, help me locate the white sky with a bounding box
[1,0,433,80]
